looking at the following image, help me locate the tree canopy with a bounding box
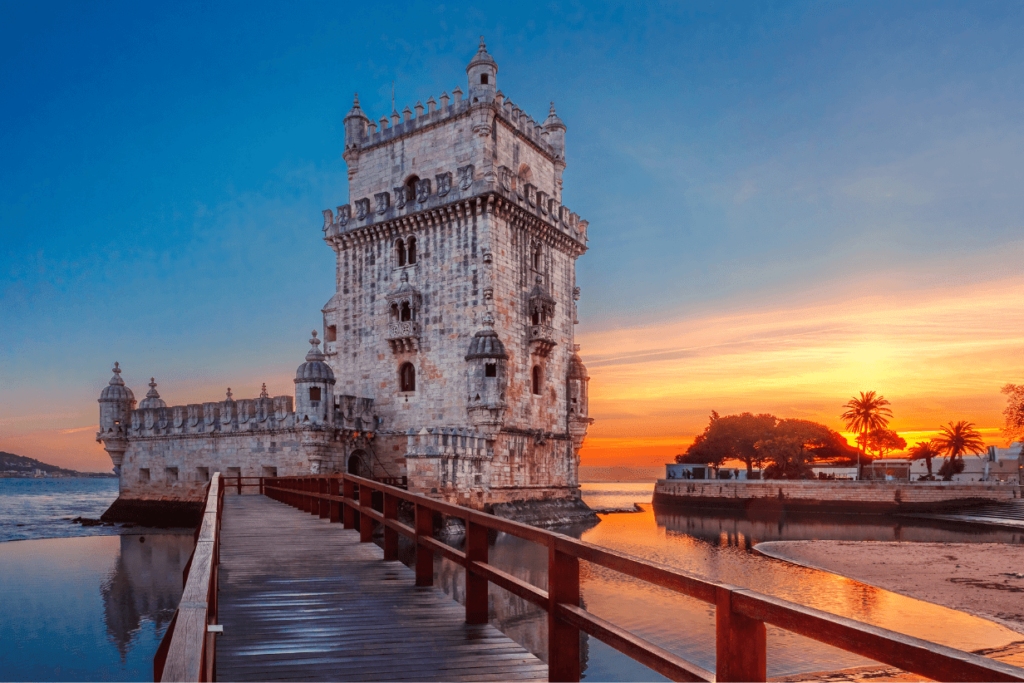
[864,428,907,458]
[908,440,942,478]
[841,391,892,467]
[934,420,985,460]
[677,412,850,479]
[1001,384,1024,453]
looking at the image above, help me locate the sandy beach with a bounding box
[758,540,1024,680]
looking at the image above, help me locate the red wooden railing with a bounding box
[257,473,1024,683]
[153,473,224,682]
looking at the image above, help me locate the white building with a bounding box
[909,443,1022,483]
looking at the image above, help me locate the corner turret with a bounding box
[467,36,497,104]
[343,94,370,180]
[567,346,593,458]
[97,362,135,474]
[295,330,335,426]
[465,313,508,435]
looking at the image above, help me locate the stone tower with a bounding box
[321,39,593,509]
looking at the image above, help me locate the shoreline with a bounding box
[755,540,1024,636]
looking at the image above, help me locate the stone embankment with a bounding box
[652,480,1022,514]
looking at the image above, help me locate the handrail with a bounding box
[153,472,224,682]
[261,473,1024,683]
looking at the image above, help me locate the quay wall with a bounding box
[652,480,1022,514]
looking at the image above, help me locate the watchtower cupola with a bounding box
[97,362,135,474]
[294,331,335,425]
[466,37,497,104]
[465,314,509,434]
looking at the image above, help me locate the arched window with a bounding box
[400,302,412,322]
[399,363,416,392]
[407,237,416,265]
[405,175,420,203]
[396,238,406,267]
[531,365,542,395]
[518,164,533,186]
[531,309,540,325]
[532,243,542,270]
[390,302,400,321]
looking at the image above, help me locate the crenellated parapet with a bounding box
[321,163,588,253]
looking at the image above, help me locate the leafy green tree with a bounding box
[678,411,777,473]
[758,419,847,480]
[908,440,942,478]
[841,391,893,475]
[865,428,907,458]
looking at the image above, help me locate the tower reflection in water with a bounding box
[425,502,1021,681]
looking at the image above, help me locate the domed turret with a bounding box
[295,331,335,425]
[97,362,134,474]
[467,36,497,104]
[139,378,167,409]
[465,314,508,434]
[567,350,589,418]
[343,93,369,148]
[543,102,566,160]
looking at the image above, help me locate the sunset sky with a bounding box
[2,2,1022,471]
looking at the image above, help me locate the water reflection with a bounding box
[0,532,192,681]
[426,485,1022,680]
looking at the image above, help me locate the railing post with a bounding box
[414,502,433,587]
[359,483,373,543]
[343,478,356,529]
[548,537,581,682]
[383,492,398,561]
[329,477,341,523]
[716,586,766,682]
[465,515,488,625]
[236,476,241,495]
[319,477,329,519]
[259,476,264,496]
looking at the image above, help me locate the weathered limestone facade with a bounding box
[96,39,593,522]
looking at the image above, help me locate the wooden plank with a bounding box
[215,494,546,682]
[161,606,207,682]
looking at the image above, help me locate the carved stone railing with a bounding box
[387,321,421,353]
[528,323,556,356]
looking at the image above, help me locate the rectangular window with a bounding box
[196,467,210,482]
[262,466,278,478]
[485,363,497,378]
[165,467,179,482]
[139,468,150,482]
[226,467,241,485]
[326,325,337,342]
[309,387,321,401]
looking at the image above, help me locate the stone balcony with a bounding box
[528,323,556,356]
[387,321,421,353]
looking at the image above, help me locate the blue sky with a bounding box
[2,1,1022,469]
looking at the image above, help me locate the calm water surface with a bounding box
[0,478,192,682]
[432,482,1024,681]
[2,479,1021,681]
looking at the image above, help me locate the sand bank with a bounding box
[756,540,1024,636]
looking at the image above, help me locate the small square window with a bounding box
[165,467,179,482]
[309,387,321,401]
[139,468,150,482]
[263,466,278,478]
[196,467,209,482]
[485,363,497,378]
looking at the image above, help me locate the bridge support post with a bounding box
[329,477,341,523]
[548,538,581,682]
[465,516,488,624]
[343,479,356,528]
[359,484,373,543]
[716,586,766,682]
[383,493,399,561]
[319,478,329,519]
[415,503,433,587]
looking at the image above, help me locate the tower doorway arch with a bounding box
[348,450,369,477]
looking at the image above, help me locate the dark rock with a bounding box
[486,497,599,529]
[100,497,204,528]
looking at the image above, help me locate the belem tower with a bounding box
[97,39,594,525]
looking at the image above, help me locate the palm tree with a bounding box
[841,391,893,477]
[934,421,986,461]
[908,440,942,478]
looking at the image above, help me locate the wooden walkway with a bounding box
[215,495,547,682]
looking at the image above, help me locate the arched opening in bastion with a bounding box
[348,451,368,477]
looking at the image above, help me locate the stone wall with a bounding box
[653,480,1023,514]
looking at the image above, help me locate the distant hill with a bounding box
[0,451,116,478]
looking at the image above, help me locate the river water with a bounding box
[1,479,1021,681]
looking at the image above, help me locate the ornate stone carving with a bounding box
[435,172,452,197]
[573,286,581,301]
[537,191,548,214]
[415,178,431,203]
[355,198,370,220]
[336,204,351,227]
[498,166,513,192]
[374,191,390,215]
[524,183,536,207]
[322,209,334,231]
[457,164,474,190]
[393,186,409,209]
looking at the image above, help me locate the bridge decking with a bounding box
[216,495,547,682]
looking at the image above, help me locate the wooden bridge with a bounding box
[155,473,1024,682]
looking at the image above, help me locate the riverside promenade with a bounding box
[154,473,1024,683]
